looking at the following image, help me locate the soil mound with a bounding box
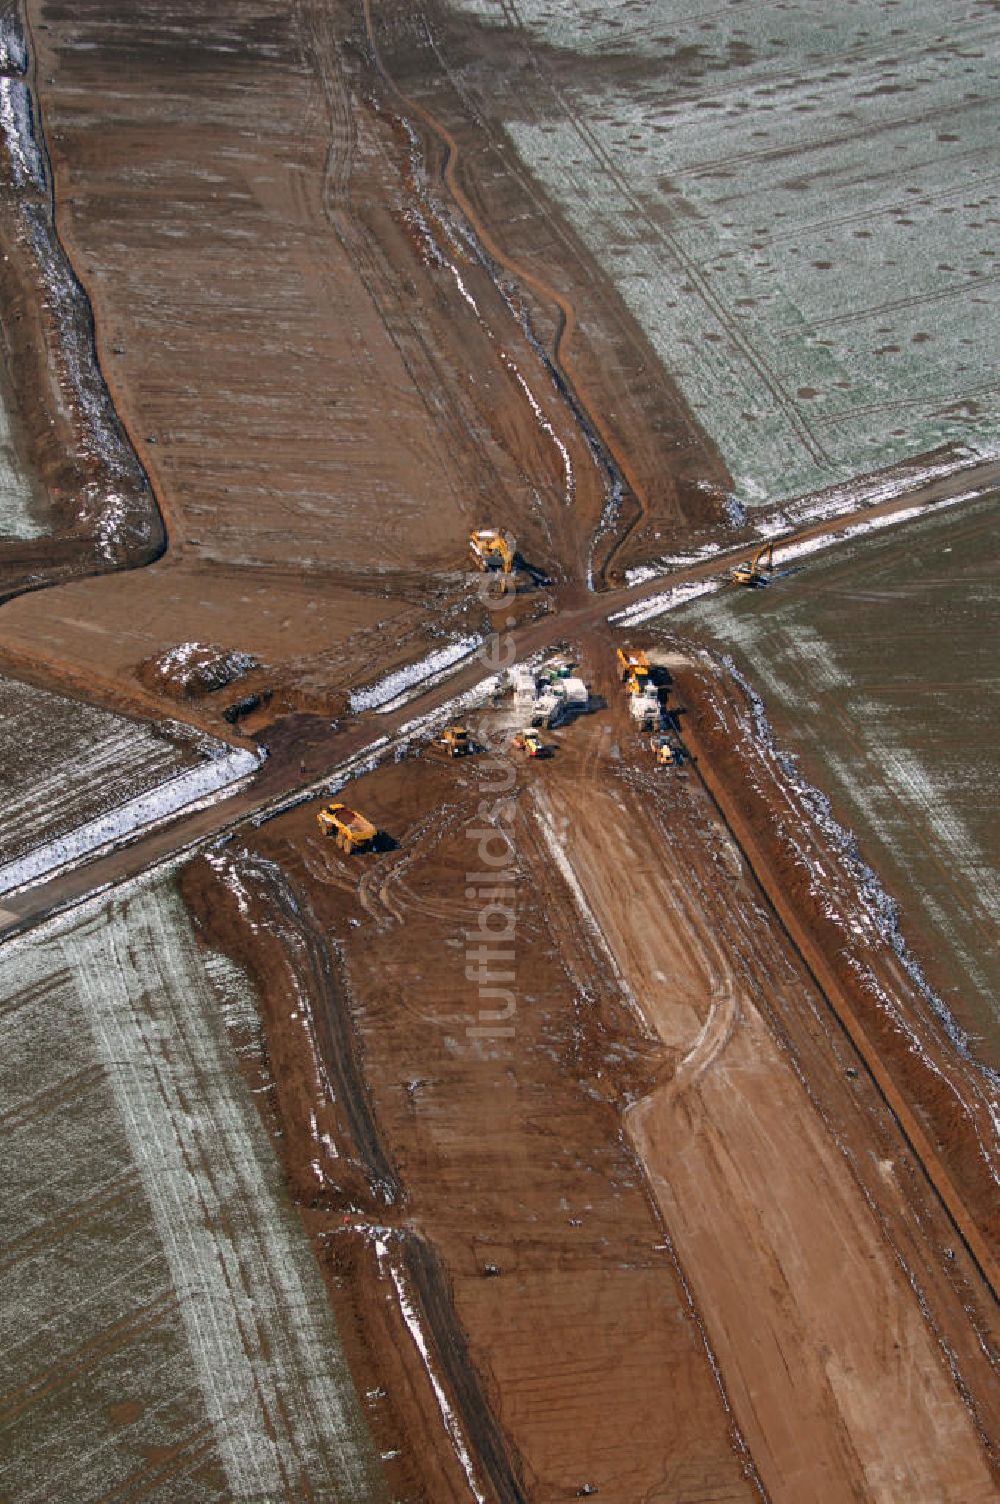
[138,642,260,701]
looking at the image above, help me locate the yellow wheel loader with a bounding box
[469,528,515,575]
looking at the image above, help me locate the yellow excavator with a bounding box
[316,802,378,854]
[731,541,774,587]
[651,734,678,767]
[470,528,515,575]
[616,647,651,696]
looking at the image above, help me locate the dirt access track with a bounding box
[0,0,997,1501]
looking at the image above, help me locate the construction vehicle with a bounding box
[438,725,471,757]
[617,646,660,728]
[651,734,678,767]
[510,660,589,728]
[630,683,661,730]
[316,802,378,854]
[731,541,774,587]
[512,727,545,758]
[616,647,651,696]
[470,528,515,575]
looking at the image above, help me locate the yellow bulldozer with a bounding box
[438,725,471,757]
[469,528,515,575]
[651,734,678,767]
[316,802,378,854]
[731,541,774,587]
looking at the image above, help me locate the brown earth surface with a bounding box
[183,647,998,1501]
[0,0,621,720]
[0,0,998,1500]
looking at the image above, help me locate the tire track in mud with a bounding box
[522,770,769,1497]
[360,0,641,588]
[233,848,401,1203]
[0,1169,141,1270]
[793,270,1000,335]
[91,1426,219,1504]
[293,0,525,541]
[395,1234,530,1504]
[495,0,833,484]
[0,1288,181,1427]
[661,977,741,1109]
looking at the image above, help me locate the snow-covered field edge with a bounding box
[705,649,1000,1178]
[349,636,483,713]
[0,746,265,897]
[624,445,999,589]
[614,478,991,625]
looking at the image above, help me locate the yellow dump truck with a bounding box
[316,802,378,854]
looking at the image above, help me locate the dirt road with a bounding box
[532,723,995,1500]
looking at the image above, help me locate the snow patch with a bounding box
[610,577,719,626]
[373,1240,487,1504]
[0,17,27,73]
[396,675,502,741]
[0,747,264,896]
[0,77,43,190]
[753,447,997,539]
[349,637,482,713]
[625,541,722,586]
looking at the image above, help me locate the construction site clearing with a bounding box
[1,2,998,1500]
[182,635,997,1504]
[4,614,998,1502]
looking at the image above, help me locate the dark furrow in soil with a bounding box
[401,1233,530,1504]
[236,848,401,1204]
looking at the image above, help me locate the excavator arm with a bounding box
[470,528,515,574]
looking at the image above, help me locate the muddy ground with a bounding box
[0,0,997,1500]
[186,654,998,1501]
[0,0,742,725]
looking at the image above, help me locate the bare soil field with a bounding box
[0,1,997,1500]
[0,0,646,719]
[186,646,998,1500]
